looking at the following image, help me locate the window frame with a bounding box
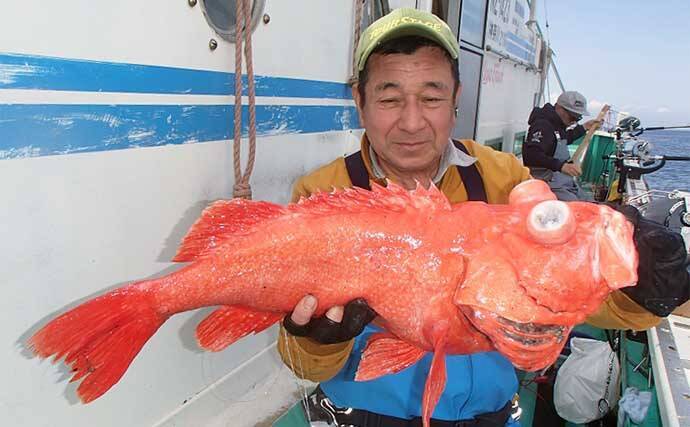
[200,0,266,43]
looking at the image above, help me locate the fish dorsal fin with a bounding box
[292,180,451,215]
[196,305,283,351]
[173,200,285,262]
[421,321,450,427]
[354,332,427,381]
[175,182,449,262]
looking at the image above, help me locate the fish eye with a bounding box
[526,200,576,245]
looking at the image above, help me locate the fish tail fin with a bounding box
[28,282,165,403]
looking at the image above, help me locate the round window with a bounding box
[201,0,266,42]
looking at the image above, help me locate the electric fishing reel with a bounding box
[603,118,690,193]
[617,116,641,133]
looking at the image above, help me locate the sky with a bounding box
[535,0,690,127]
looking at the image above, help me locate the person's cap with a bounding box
[354,8,459,72]
[556,91,590,116]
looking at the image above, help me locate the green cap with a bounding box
[354,8,459,72]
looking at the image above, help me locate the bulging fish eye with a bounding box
[526,200,576,245]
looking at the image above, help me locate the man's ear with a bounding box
[352,83,365,126]
[454,83,463,110]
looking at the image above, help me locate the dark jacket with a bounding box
[523,103,586,171]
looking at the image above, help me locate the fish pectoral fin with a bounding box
[197,306,283,351]
[173,199,285,262]
[421,321,450,427]
[354,332,426,382]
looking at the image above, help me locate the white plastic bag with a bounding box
[554,338,620,423]
[617,387,653,427]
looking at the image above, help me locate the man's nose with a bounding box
[397,100,427,134]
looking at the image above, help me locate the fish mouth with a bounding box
[460,305,570,371]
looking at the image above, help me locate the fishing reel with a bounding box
[617,116,641,133]
[603,117,690,193]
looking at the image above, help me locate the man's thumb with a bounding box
[290,295,317,326]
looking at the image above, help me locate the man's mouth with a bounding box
[395,140,429,147]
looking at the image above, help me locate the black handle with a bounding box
[644,125,690,131]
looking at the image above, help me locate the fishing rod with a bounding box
[645,155,690,162]
[643,124,690,131]
[601,151,690,196]
[629,125,690,138]
[615,117,690,136]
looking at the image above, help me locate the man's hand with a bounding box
[611,204,690,317]
[283,295,377,344]
[560,162,582,177]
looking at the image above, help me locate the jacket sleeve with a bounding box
[566,124,586,145]
[277,326,355,381]
[522,120,565,171]
[585,291,661,330]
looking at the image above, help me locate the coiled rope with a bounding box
[232,0,257,199]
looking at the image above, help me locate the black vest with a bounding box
[344,140,487,202]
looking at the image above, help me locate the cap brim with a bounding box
[357,24,459,71]
[561,105,590,117]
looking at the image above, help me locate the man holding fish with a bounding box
[278,8,690,427]
[26,8,689,427]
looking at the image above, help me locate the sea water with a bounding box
[642,130,690,193]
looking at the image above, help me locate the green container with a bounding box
[568,133,617,185]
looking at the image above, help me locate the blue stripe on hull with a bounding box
[0,104,359,159]
[0,53,353,99]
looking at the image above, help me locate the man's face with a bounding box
[555,104,581,127]
[353,46,460,175]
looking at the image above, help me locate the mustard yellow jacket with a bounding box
[278,137,660,382]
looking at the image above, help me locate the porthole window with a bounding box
[201,0,266,43]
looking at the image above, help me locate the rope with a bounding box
[542,0,552,105]
[348,0,365,85]
[543,0,552,47]
[232,0,257,200]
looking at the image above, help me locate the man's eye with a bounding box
[424,97,443,103]
[379,98,401,107]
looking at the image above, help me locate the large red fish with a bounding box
[29,179,637,427]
